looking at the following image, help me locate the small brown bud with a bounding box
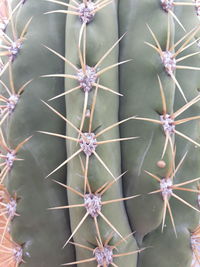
[157,160,166,168]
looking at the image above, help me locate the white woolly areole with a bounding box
[6,198,17,219]
[195,0,200,16]
[78,1,96,24]
[160,0,174,12]
[9,41,21,61]
[13,246,23,264]
[160,178,173,199]
[77,65,97,92]
[7,95,19,113]
[84,193,102,217]
[160,114,175,135]
[5,152,16,168]
[161,51,176,75]
[79,133,97,156]
[94,245,113,266]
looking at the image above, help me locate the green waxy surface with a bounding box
[139,226,193,267]
[3,0,75,266]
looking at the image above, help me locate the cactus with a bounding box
[0,0,200,266]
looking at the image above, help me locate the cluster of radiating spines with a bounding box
[62,231,145,267]
[145,151,200,236]
[191,224,200,267]
[0,15,32,62]
[0,178,23,267]
[0,177,22,266]
[0,129,32,185]
[0,195,23,267]
[42,27,128,136]
[0,235,24,267]
[160,0,200,29]
[0,0,31,77]
[48,168,140,248]
[0,0,21,76]
[0,64,32,126]
[45,0,112,25]
[0,185,18,244]
[0,33,32,188]
[40,95,137,192]
[133,75,200,159]
[146,15,200,102]
[0,0,23,34]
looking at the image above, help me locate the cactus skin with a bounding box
[0,0,200,267]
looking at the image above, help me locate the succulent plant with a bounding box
[0,0,200,266]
